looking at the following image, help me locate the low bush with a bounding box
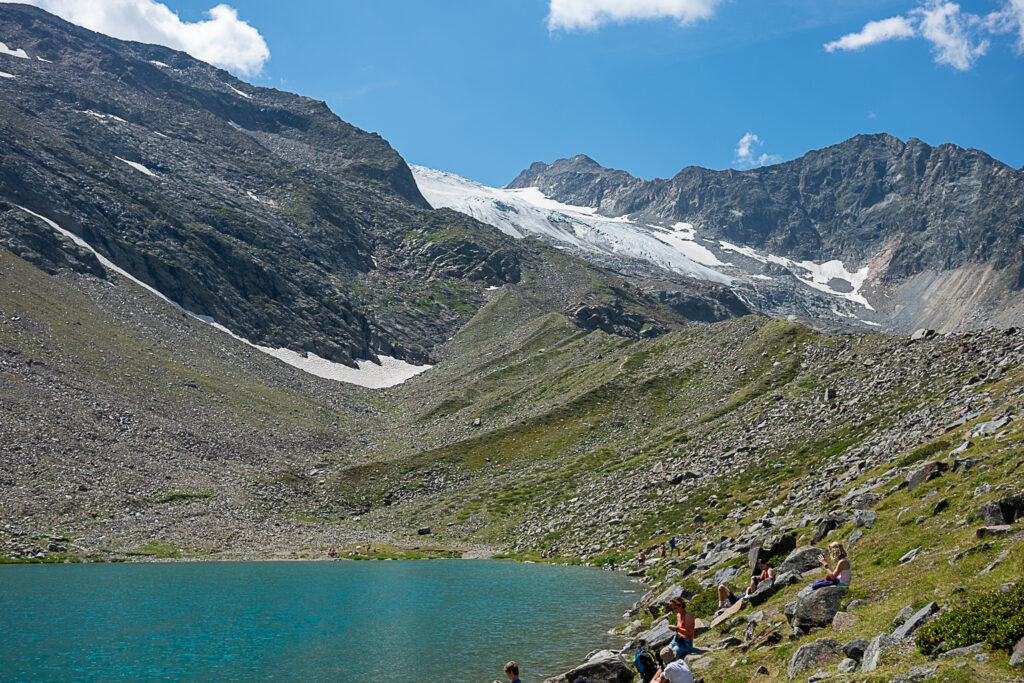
[916,582,1024,654]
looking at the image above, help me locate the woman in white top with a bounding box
[818,541,852,587]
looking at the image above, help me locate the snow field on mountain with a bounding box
[13,206,428,388]
[115,156,157,177]
[0,71,13,79]
[411,165,731,284]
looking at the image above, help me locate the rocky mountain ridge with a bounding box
[508,136,1024,333]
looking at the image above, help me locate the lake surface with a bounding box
[0,560,638,682]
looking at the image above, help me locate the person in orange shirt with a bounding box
[666,597,695,659]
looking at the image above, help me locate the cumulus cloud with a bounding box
[547,0,723,31]
[824,16,916,52]
[14,0,269,75]
[824,0,1024,70]
[733,133,781,169]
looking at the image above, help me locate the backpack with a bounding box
[633,649,658,683]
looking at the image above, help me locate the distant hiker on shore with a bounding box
[667,596,695,659]
[653,646,695,683]
[747,558,776,594]
[669,536,678,556]
[493,660,521,683]
[637,549,647,564]
[660,542,667,558]
[813,541,851,589]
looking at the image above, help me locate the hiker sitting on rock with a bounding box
[812,541,851,589]
[716,583,744,612]
[748,558,776,594]
[653,645,695,683]
[667,596,696,659]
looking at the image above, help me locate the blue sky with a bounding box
[24,0,1024,186]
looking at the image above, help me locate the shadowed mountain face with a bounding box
[0,4,534,366]
[509,136,1024,332]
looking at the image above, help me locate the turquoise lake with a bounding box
[0,560,639,681]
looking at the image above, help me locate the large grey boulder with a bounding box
[746,571,800,606]
[792,586,846,630]
[843,638,869,661]
[779,546,823,575]
[891,602,937,641]
[861,633,896,672]
[544,650,634,683]
[627,618,674,652]
[906,461,947,492]
[1009,635,1024,667]
[853,509,877,528]
[977,492,1024,526]
[647,583,692,618]
[787,638,843,680]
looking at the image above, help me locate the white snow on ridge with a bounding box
[0,41,28,59]
[411,165,731,285]
[36,56,51,63]
[149,60,169,68]
[228,85,252,99]
[0,71,14,79]
[720,240,872,309]
[12,206,428,388]
[115,156,157,177]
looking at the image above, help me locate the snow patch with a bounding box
[115,157,157,177]
[35,56,51,63]
[228,85,252,99]
[153,131,168,139]
[83,110,127,123]
[12,206,427,388]
[227,120,242,129]
[719,240,872,309]
[485,285,500,291]
[149,60,170,68]
[0,71,14,79]
[411,165,731,284]
[0,42,28,59]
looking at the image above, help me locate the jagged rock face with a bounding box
[0,5,527,365]
[509,135,1024,332]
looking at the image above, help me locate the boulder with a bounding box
[977,493,1024,526]
[937,642,985,659]
[1010,635,1024,667]
[647,583,693,617]
[811,519,839,543]
[787,638,843,680]
[837,657,857,673]
[906,461,947,492]
[891,602,937,641]
[891,665,938,682]
[976,525,1013,538]
[627,618,674,652]
[792,586,846,630]
[544,650,634,683]
[779,546,823,575]
[843,638,868,661]
[747,571,799,606]
[853,509,877,528]
[861,633,896,672]
[747,541,768,573]
[416,527,431,535]
[765,533,797,559]
[831,611,857,631]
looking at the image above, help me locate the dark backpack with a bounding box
[633,649,658,682]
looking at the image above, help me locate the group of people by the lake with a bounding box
[716,541,851,609]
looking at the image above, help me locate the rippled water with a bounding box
[0,560,639,681]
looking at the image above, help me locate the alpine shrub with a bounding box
[916,582,1024,654]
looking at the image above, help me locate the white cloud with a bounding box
[824,0,1024,70]
[912,1,988,70]
[733,133,781,169]
[824,16,917,52]
[547,0,722,31]
[13,0,269,75]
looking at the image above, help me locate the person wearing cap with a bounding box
[653,646,695,683]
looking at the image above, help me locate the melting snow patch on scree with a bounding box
[12,206,431,388]
[228,85,252,99]
[411,165,731,284]
[0,71,14,79]
[115,157,157,177]
[719,240,872,309]
[0,42,28,59]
